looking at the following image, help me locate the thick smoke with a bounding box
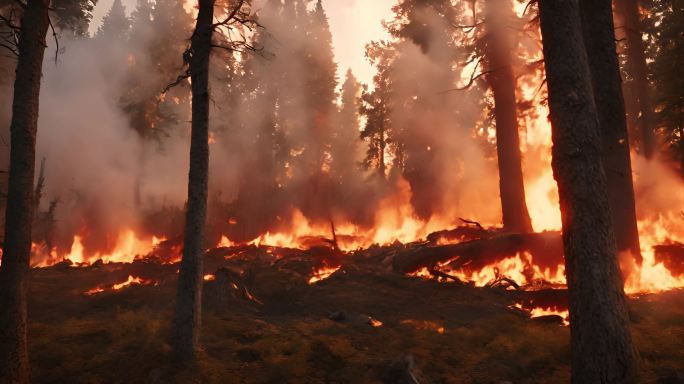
[0,0,504,262]
[0,0,607,264]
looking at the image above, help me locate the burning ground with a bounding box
[25,230,684,383]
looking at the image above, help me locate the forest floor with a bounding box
[26,245,684,384]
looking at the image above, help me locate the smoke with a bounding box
[15,0,500,257]
[0,0,592,262]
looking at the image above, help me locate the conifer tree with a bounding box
[95,0,129,41]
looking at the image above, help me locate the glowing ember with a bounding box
[308,266,341,284]
[85,275,156,295]
[400,319,445,333]
[203,274,216,281]
[368,317,384,327]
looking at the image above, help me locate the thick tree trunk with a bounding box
[0,1,50,382]
[538,1,639,383]
[171,0,213,362]
[484,0,533,234]
[615,0,656,159]
[578,0,642,273]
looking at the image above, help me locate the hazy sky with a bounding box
[90,0,396,86]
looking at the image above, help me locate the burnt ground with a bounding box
[26,246,684,384]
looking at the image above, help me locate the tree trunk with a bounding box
[578,0,642,273]
[0,0,50,382]
[484,0,533,234]
[615,0,656,159]
[538,1,639,383]
[171,0,213,362]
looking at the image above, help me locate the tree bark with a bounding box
[172,0,213,362]
[578,0,642,272]
[615,0,656,159]
[484,0,533,234]
[0,0,50,382]
[538,1,639,383]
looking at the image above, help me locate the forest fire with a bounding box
[1,0,683,381]
[25,159,684,295]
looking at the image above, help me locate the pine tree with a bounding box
[173,0,214,361]
[615,0,657,159]
[292,0,339,219]
[579,0,642,273]
[51,0,95,36]
[0,0,51,381]
[331,69,363,180]
[96,0,129,41]
[483,0,533,233]
[538,0,639,381]
[648,1,684,174]
[360,41,396,177]
[302,1,338,176]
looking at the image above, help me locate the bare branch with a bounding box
[438,57,488,93]
[212,0,245,28]
[48,15,59,64]
[451,20,484,33]
[163,70,191,94]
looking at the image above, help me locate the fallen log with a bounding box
[392,231,563,274]
[425,218,495,243]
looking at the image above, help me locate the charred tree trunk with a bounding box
[538,1,639,383]
[484,0,533,234]
[0,0,51,382]
[615,0,656,159]
[578,0,642,272]
[172,0,214,362]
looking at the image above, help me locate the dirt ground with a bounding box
[26,249,684,384]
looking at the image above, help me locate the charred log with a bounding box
[392,232,563,274]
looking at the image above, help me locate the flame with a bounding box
[203,274,216,281]
[308,266,341,284]
[85,275,155,295]
[512,303,570,326]
[33,229,164,267]
[218,235,235,248]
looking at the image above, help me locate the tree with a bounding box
[483,0,533,233]
[95,0,128,41]
[51,0,96,36]
[538,0,639,382]
[331,69,362,180]
[360,41,396,177]
[172,0,255,361]
[172,0,214,362]
[615,0,657,159]
[302,0,337,175]
[578,0,642,272]
[0,0,51,381]
[648,1,684,174]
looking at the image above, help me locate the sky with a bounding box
[89,0,396,86]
